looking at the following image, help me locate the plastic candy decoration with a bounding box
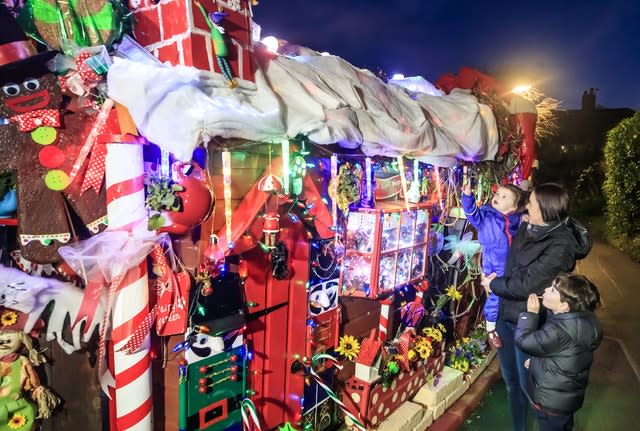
[18,0,128,55]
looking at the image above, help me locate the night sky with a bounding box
[253,0,640,110]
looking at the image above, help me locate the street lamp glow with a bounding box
[512,84,532,94]
[261,36,279,53]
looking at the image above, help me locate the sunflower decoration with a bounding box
[445,285,462,302]
[414,337,433,360]
[8,413,27,429]
[422,325,445,343]
[335,334,360,361]
[0,310,18,327]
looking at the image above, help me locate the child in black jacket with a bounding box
[515,273,602,431]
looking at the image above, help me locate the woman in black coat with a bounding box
[481,183,589,431]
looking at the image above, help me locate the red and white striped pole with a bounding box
[377,298,393,343]
[105,108,153,431]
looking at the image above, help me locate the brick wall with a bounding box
[130,0,256,81]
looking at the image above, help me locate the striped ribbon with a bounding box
[310,354,366,431]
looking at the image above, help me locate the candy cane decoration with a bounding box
[378,298,393,343]
[310,354,366,431]
[105,121,153,431]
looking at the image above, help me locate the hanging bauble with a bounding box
[203,234,225,276]
[257,174,283,193]
[262,212,280,249]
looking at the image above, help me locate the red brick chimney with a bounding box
[130,0,256,81]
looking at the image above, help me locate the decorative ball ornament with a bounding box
[262,212,280,249]
[257,174,283,193]
[203,234,225,276]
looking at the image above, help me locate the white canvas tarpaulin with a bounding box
[108,50,499,165]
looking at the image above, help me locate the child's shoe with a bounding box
[487,330,503,349]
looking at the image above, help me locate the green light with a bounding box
[258,242,270,253]
[197,304,206,316]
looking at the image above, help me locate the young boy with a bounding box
[516,274,603,431]
[462,182,525,349]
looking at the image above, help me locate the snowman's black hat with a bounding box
[0,4,57,76]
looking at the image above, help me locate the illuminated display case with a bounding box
[340,203,431,298]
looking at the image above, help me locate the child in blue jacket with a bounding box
[462,182,525,348]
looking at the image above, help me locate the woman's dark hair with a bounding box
[502,184,528,212]
[533,183,569,222]
[553,273,601,312]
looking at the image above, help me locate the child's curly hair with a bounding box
[553,273,601,312]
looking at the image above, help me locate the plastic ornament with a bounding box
[290,152,307,196]
[257,174,283,193]
[203,234,225,275]
[263,212,280,249]
[386,361,400,374]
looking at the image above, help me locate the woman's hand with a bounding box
[527,293,540,314]
[481,273,496,294]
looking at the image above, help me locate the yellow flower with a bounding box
[462,337,470,344]
[445,285,462,301]
[423,326,444,343]
[437,323,446,333]
[415,338,433,359]
[8,413,27,429]
[0,311,17,327]
[335,335,360,361]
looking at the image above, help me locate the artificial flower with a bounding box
[415,337,433,359]
[335,334,360,361]
[8,413,27,429]
[445,285,462,301]
[0,311,17,327]
[422,326,444,343]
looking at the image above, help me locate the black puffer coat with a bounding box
[515,310,602,414]
[489,220,588,323]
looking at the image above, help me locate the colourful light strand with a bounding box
[365,157,372,202]
[434,167,444,211]
[222,150,233,248]
[281,138,290,195]
[330,154,338,226]
[397,156,410,211]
